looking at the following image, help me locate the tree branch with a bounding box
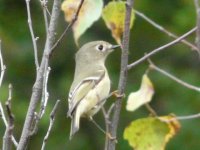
[41,100,60,150]
[40,0,49,36]
[148,59,200,92]
[194,0,200,55]
[0,42,18,148]
[25,0,40,70]
[127,27,197,70]
[0,102,18,147]
[3,84,15,150]
[0,40,6,87]
[50,0,84,52]
[106,1,134,150]
[17,0,61,149]
[135,10,199,53]
[29,66,51,136]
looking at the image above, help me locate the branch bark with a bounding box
[194,0,200,55]
[148,59,200,92]
[41,100,60,150]
[25,0,39,70]
[105,0,134,150]
[17,0,61,149]
[135,10,199,53]
[0,40,6,87]
[50,0,84,52]
[127,27,197,70]
[3,84,15,150]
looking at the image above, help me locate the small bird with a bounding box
[68,41,119,139]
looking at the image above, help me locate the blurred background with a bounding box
[0,0,200,149]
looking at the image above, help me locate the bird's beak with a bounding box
[110,45,120,49]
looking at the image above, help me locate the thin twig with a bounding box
[144,103,157,116]
[0,43,18,148]
[40,66,51,117]
[30,66,51,136]
[41,0,49,35]
[0,40,6,87]
[0,102,8,126]
[3,84,15,150]
[90,117,107,135]
[106,1,134,150]
[102,105,114,150]
[194,0,200,55]
[127,27,197,70]
[41,100,60,150]
[135,10,199,53]
[50,0,84,52]
[17,0,61,149]
[162,112,200,122]
[25,0,39,70]
[176,113,200,120]
[148,59,200,92]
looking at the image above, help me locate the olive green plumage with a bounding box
[68,41,119,139]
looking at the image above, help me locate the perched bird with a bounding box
[68,41,119,139]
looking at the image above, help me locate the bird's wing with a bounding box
[67,70,105,117]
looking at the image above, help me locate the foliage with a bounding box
[124,116,180,150]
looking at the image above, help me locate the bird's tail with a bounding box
[69,111,80,140]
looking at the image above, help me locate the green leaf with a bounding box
[61,0,103,45]
[124,116,180,150]
[102,1,135,44]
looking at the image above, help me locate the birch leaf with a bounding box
[102,1,135,44]
[126,74,154,112]
[61,0,103,45]
[124,116,180,150]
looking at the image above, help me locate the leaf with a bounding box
[126,74,154,112]
[124,116,181,150]
[61,0,103,45]
[102,1,135,44]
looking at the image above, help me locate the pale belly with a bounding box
[78,73,111,118]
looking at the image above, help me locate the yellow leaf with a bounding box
[126,74,154,112]
[102,1,135,44]
[124,116,180,150]
[61,0,103,45]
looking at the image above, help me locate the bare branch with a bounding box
[127,27,197,70]
[0,43,18,148]
[17,0,61,149]
[106,1,134,149]
[135,10,199,53]
[144,103,157,116]
[3,84,16,150]
[30,66,51,136]
[0,102,8,126]
[194,0,200,55]
[164,112,200,122]
[25,0,40,70]
[176,113,200,120]
[148,59,200,92]
[41,100,60,150]
[50,0,85,52]
[0,40,6,87]
[102,105,114,150]
[40,66,51,117]
[1,103,18,148]
[40,0,49,35]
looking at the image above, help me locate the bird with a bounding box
[67,41,119,139]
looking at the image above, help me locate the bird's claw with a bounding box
[112,90,125,98]
[106,133,118,143]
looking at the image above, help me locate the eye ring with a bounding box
[96,44,104,51]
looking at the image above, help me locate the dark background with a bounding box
[0,0,200,149]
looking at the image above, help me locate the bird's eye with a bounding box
[97,44,104,51]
